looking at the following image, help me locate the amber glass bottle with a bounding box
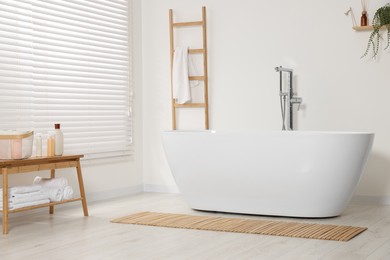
[361,11,368,26]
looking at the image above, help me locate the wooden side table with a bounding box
[0,154,88,234]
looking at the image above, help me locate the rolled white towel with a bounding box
[62,186,74,200]
[40,188,63,202]
[33,176,68,189]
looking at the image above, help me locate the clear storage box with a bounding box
[0,130,34,160]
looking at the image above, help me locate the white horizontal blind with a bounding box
[0,0,132,158]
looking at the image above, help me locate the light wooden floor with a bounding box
[1,192,390,260]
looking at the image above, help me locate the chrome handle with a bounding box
[290,97,302,110]
[290,97,302,103]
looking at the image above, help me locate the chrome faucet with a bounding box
[275,66,302,130]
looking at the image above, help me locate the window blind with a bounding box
[0,0,132,158]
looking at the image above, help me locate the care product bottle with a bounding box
[36,133,42,157]
[54,123,64,156]
[47,133,55,157]
[361,11,368,26]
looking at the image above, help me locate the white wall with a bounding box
[142,0,390,202]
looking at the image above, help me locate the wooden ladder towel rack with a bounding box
[169,6,209,130]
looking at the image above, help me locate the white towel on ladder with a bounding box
[172,46,199,104]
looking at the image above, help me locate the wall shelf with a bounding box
[353,25,388,31]
[353,26,373,31]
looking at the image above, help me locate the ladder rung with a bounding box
[189,48,205,54]
[173,21,203,27]
[175,103,206,108]
[189,76,205,81]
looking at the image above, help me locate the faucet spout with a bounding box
[275,66,293,73]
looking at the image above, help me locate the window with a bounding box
[0,0,132,158]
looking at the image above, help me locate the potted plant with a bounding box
[362,3,390,58]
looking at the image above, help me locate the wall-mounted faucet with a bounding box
[275,66,302,130]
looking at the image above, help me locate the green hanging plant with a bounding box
[362,3,390,59]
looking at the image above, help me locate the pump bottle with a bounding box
[54,123,64,156]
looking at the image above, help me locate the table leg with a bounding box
[49,169,55,214]
[76,160,88,216]
[2,168,9,235]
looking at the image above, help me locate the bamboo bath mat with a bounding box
[111,211,367,241]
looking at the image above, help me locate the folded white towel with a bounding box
[33,176,68,189]
[15,199,50,209]
[0,194,50,204]
[0,185,42,195]
[11,191,43,198]
[0,203,14,210]
[63,186,74,200]
[0,199,51,210]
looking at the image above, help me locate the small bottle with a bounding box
[36,133,42,157]
[361,11,368,26]
[47,133,55,157]
[54,123,64,156]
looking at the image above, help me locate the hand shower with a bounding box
[276,66,288,130]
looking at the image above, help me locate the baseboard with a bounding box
[143,184,180,193]
[86,190,390,205]
[86,185,144,203]
[351,195,390,205]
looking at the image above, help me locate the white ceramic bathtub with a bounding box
[161,130,374,218]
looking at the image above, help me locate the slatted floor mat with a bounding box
[111,211,367,241]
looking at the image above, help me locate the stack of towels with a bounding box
[0,185,50,210]
[0,177,74,210]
